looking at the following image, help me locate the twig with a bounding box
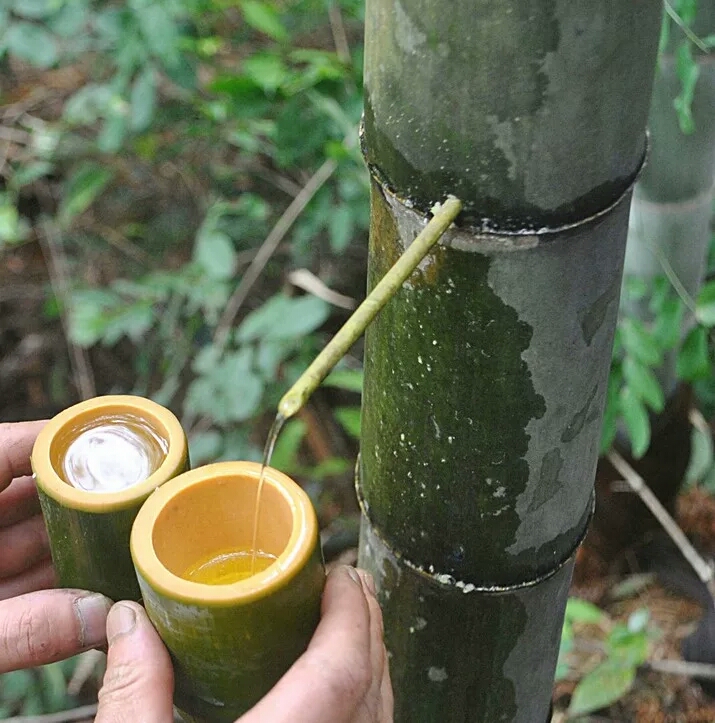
[278,196,463,419]
[689,406,711,436]
[328,2,352,66]
[5,703,98,723]
[212,158,338,354]
[607,450,715,601]
[646,657,715,680]
[663,1,711,53]
[37,221,96,400]
[82,219,152,266]
[67,649,104,696]
[0,126,31,143]
[287,268,357,310]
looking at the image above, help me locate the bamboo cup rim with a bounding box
[130,461,319,605]
[31,395,187,512]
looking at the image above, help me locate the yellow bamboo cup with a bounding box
[130,461,325,723]
[31,395,189,602]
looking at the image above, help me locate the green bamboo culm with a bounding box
[278,195,462,420]
[358,2,664,721]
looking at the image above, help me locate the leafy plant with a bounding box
[557,599,655,718]
[601,270,715,458]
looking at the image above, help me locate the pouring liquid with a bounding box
[250,413,286,575]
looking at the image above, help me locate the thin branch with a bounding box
[663,1,711,53]
[287,268,357,310]
[212,158,338,354]
[5,703,98,723]
[646,657,715,680]
[328,2,352,65]
[81,219,152,266]
[689,406,711,436]
[607,450,715,601]
[38,221,96,400]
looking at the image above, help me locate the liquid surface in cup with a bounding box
[183,548,278,585]
[55,414,168,493]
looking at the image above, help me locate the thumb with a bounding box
[96,602,174,723]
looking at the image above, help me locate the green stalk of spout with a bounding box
[278,195,462,419]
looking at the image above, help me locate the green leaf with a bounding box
[623,275,649,301]
[188,430,223,466]
[623,357,664,413]
[324,368,363,393]
[696,281,715,326]
[10,160,53,189]
[620,318,662,367]
[568,661,636,716]
[677,326,710,381]
[607,624,649,666]
[67,289,119,347]
[193,230,237,281]
[1,669,35,705]
[329,203,354,253]
[600,368,621,454]
[335,406,361,438]
[130,66,157,132]
[620,386,650,458]
[0,203,21,243]
[270,419,306,471]
[59,163,114,227]
[241,0,288,41]
[652,297,683,348]
[565,598,608,625]
[5,21,58,68]
[97,110,127,153]
[237,294,330,343]
[12,0,61,19]
[243,52,288,93]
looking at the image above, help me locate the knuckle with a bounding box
[0,601,57,667]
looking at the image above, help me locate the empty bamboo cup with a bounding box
[130,461,325,723]
[31,395,189,602]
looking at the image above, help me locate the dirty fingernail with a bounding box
[345,565,362,586]
[358,570,377,596]
[106,603,137,643]
[74,593,112,648]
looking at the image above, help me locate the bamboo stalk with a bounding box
[357,2,663,720]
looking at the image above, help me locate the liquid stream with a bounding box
[250,413,286,575]
[183,548,277,585]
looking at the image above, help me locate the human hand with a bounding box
[0,421,112,672]
[96,565,393,722]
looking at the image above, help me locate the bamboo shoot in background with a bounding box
[624,3,715,394]
[357,2,663,721]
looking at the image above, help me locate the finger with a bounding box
[0,514,50,579]
[0,589,111,673]
[0,475,41,528]
[239,565,373,723]
[0,421,47,492]
[0,557,55,601]
[97,602,174,723]
[356,570,390,722]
